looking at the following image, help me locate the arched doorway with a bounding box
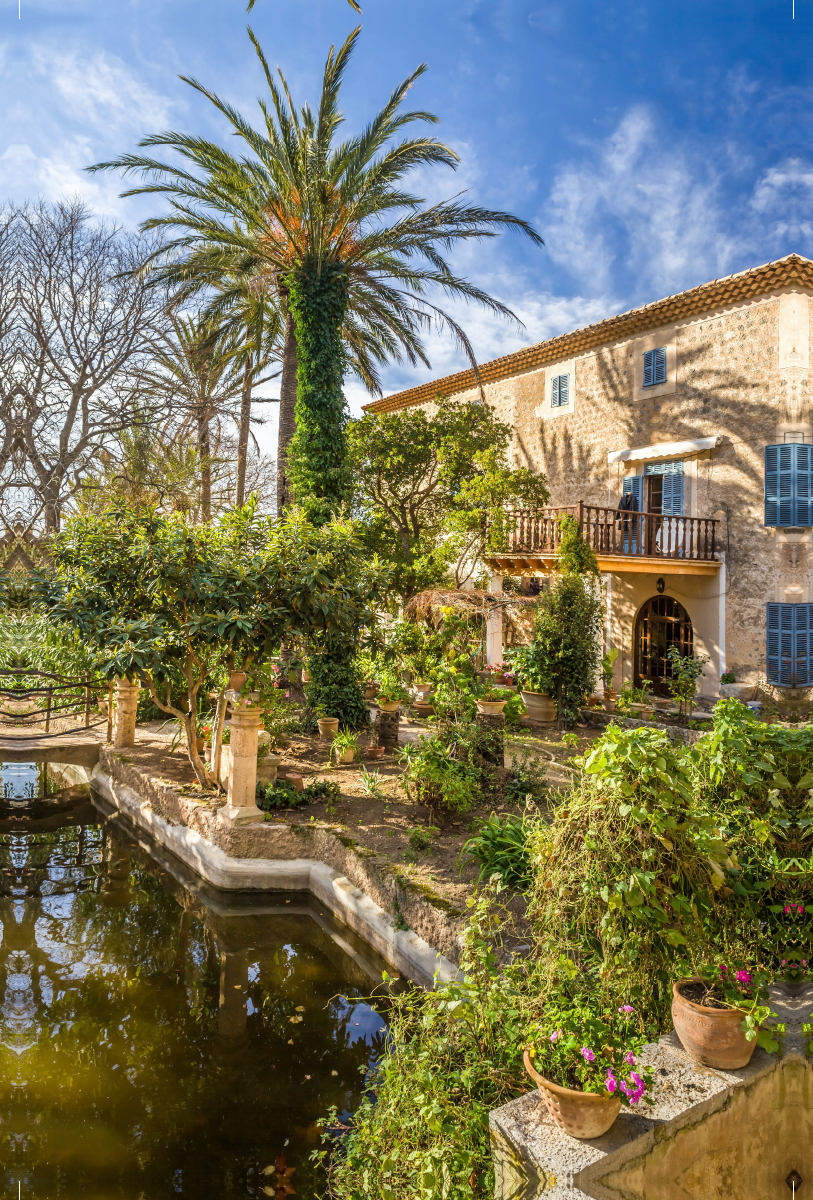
[635,596,693,696]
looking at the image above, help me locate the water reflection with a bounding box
[0,762,389,1198]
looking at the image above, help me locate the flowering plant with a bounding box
[377,683,409,704]
[690,962,779,1052]
[526,1002,653,1106]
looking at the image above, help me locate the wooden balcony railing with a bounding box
[499,503,718,562]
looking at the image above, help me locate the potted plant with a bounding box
[228,669,247,692]
[331,730,360,764]
[524,1002,653,1139]
[506,645,557,723]
[672,963,779,1070]
[377,684,406,713]
[476,687,509,716]
[315,706,340,741]
[414,681,434,700]
[601,647,619,699]
[363,680,379,700]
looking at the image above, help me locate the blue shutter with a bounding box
[765,445,795,526]
[796,445,813,526]
[551,373,569,407]
[643,347,667,387]
[795,605,813,686]
[767,603,796,685]
[767,603,781,683]
[622,475,642,552]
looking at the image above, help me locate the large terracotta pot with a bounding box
[413,701,435,718]
[414,683,434,700]
[363,684,379,700]
[228,670,247,692]
[523,1050,620,1139]
[317,717,340,741]
[671,979,758,1069]
[476,700,508,716]
[521,691,557,722]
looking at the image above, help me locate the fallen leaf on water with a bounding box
[331,1070,338,1076]
[287,1039,294,1045]
[304,1074,311,1080]
[262,1165,276,1176]
[261,1188,275,1196]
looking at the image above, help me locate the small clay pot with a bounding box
[366,746,386,759]
[523,1051,620,1139]
[476,700,507,716]
[317,717,340,740]
[414,683,434,700]
[284,773,305,793]
[228,670,247,692]
[671,978,758,1070]
[603,699,617,713]
[364,685,379,700]
[378,700,401,713]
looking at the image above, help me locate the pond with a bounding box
[0,761,389,1199]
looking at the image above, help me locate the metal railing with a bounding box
[0,670,113,740]
[501,503,718,562]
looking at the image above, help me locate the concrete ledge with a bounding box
[91,767,461,988]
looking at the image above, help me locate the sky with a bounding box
[3,0,813,457]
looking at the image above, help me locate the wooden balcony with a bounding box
[484,503,721,576]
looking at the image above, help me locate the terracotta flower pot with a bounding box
[602,699,617,713]
[603,688,616,701]
[195,737,205,755]
[228,670,247,692]
[317,717,340,741]
[413,701,435,718]
[414,683,434,700]
[476,700,508,715]
[363,685,379,700]
[671,979,758,1070]
[366,746,386,759]
[301,669,311,683]
[520,691,556,722]
[523,1050,620,1139]
[378,700,401,713]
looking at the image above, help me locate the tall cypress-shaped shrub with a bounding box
[286,266,353,525]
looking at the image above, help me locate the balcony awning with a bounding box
[607,434,723,466]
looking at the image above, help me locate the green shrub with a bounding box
[504,745,547,804]
[398,738,479,820]
[461,813,532,889]
[257,778,309,811]
[407,826,440,852]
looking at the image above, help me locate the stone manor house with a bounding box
[364,254,813,701]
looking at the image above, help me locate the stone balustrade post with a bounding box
[219,704,264,827]
[113,677,140,748]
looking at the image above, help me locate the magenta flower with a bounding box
[718,964,728,975]
[618,1004,634,1014]
[550,1030,562,1042]
[735,969,752,986]
[784,905,792,914]
[605,1070,617,1094]
[624,1051,635,1066]
[781,960,787,967]
[581,1047,596,1063]
[803,959,808,967]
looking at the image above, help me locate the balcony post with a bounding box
[486,573,504,667]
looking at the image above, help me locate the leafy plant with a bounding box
[408,826,440,852]
[601,647,619,690]
[462,813,532,888]
[687,962,780,1053]
[331,730,361,754]
[257,778,309,811]
[479,687,508,703]
[303,778,341,803]
[398,736,480,820]
[666,646,711,718]
[359,766,386,799]
[504,746,547,805]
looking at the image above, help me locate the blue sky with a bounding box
[3,0,811,452]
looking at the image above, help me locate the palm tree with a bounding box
[89,26,543,521]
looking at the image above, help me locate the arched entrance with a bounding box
[635,596,693,696]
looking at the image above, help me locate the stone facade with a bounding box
[367,257,813,698]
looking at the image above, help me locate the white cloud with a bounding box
[541,107,741,297]
[31,45,175,135]
[749,156,813,246]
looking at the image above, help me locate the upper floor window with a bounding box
[643,347,667,388]
[767,602,813,686]
[644,459,684,516]
[551,373,570,407]
[765,444,813,527]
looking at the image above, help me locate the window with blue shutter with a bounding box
[551,373,570,407]
[622,474,642,552]
[766,603,813,686]
[764,444,813,526]
[644,460,684,515]
[643,347,667,388]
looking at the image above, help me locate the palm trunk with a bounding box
[235,357,253,508]
[197,406,212,522]
[276,304,298,514]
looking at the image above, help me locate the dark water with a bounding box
[0,762,389,1199]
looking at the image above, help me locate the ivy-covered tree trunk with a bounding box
[286,265,353,525]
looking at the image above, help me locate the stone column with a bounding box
[486,573,504,666]
[219,704,264,827]
[372,708,400,752]
[113,677,140,748]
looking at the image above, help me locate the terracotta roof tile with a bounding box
[363,253,813,415]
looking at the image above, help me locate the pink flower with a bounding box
[718,964,728,975]
[550,1030,562,1042]
[784,905,792,914]
[624,1051,635,1066]
[735,970,752,986]
[581,1047,595,1063]
[803,959,808,967]
[781,960,787,967]
[619,1004,634,1014]
[285,691,290,698]
[605,1070,617,1094]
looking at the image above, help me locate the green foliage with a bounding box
[398,737,480,819]
[316,890,528,1199]
[348,396,549,605]
[257,778,310,811]
[305,649,370,730]
[601,646,619,688]
[504,745,547,805]
[286,266,353,525]
[508,574,604,725]
[359,767,386,799]
[527,999,653,1104]
[408,826,440,852]
[462,813,532,889]
[666,645,711,716]
[554,513,599,577]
